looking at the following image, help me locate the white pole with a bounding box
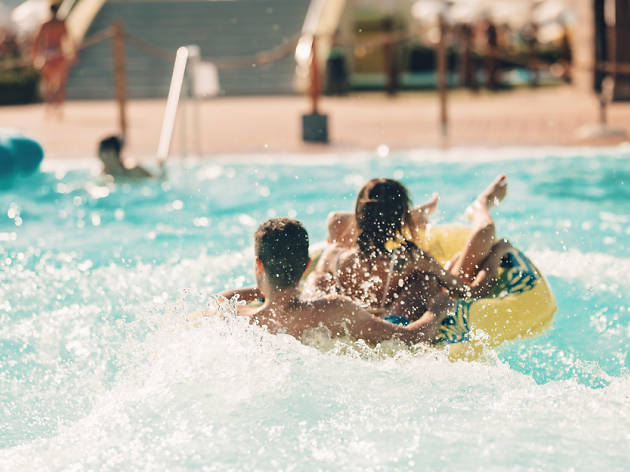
[157,46,190,161]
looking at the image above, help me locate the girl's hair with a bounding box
[355,178,412,255]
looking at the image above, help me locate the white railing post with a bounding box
[158,44,217,160]
[157,46,190,161]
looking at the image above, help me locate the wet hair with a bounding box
[355,178,412,255]
[50,4,60,14]
[254,218,309,289]
[98,136,123,160]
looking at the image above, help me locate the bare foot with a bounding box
[465,175,507,219]
[409,192,439,228]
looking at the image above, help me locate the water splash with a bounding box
[1,151,629,469]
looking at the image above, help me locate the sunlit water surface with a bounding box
[1,148,629,470]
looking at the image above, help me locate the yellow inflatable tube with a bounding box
[412,225,557,360]
[305,225,557,361]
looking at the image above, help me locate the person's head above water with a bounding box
[254,218,309,291]
[97,135,124,170]
[355,178,412,255]
[98,135,122,157]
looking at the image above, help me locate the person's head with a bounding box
[254,218,309,291]
[98,135,123,170]
[355,178,411,255]
[50,3,60,17]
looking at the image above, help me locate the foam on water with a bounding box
[530,249,630,292]
[1,149,629,470]
[2,304,629,470]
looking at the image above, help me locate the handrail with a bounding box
[59,0,79,19]
[66,0,107,47]
[157,46,191,161]
[294,0,347,92]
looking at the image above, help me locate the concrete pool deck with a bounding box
[1,85,629,161]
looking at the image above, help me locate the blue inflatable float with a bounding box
[0,129,44,177]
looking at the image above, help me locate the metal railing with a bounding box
[294,0,346,93]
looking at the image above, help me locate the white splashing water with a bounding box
[1,152,630,470]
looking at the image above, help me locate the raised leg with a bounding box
[449,175,507,284]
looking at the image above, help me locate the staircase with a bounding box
[66,0,310,99]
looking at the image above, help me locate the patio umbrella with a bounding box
[11,0,49,38]
[531,0,571,24]
[411,0,445,23]
[489,0,533,28]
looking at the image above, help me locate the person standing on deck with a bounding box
[97,136,163,180]
[32,2,74,118]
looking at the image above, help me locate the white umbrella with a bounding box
[538,22,565,43]
[448,0,483,24]
[11,0,49,38]
[411,0,445,23]
[489,0,533,28]
[532,0,569,24]
[413,0,535,28]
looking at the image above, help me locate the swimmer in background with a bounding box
[98,136,164,179]
[218,218,454,345]
[31,2,74,117]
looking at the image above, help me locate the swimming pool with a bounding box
[1,148,629,470]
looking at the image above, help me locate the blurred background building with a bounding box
[0,0,628,102]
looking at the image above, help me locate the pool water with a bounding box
[1,148,629,470]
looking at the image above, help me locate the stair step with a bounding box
[67,0,309,99]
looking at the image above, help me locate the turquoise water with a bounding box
[1,149,629,470]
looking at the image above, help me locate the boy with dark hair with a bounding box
[97,135,155,179]
[254,218,309,289]
[221,218,453,345]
